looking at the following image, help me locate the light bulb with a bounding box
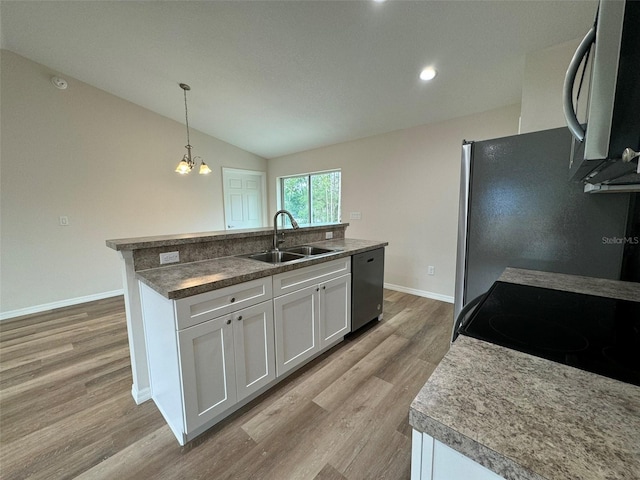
[175,160,191,174]
[199,162,212,175]
[419,67,437,81]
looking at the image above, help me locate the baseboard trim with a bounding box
[0,289,125,321]
[384,283,454,304]
[131,384,152,405]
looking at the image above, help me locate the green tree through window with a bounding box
[280,171,341,226]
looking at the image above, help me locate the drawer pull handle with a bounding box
[226,319,231,325]
[237,315,243,321]
[230,297,236,303]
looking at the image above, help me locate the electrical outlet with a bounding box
[160,251,180,264]
[325,231,333,239]
[59,216,69,226]
[428,265,435,275]
[350,212,362,220]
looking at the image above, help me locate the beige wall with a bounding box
[0,50,267,316]
[520,38,584,133]
[2,35,574,316]
[268,104,521,301]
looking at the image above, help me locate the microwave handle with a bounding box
[563,26,596,143]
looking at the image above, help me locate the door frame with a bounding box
[221,167,268,230]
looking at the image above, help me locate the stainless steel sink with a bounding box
[282,245,335,256]
[246,251,306,264]
[240,245,340,264]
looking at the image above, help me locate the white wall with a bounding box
[0,50,267,316]
[268,104,521,301]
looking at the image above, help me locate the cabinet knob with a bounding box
[237,315,243,321]
[322,286,326,290]
[316,287,319,292]
[226,319,231,325]
[230,297,236,303]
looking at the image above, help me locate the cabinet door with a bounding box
[233,301,276,401]
[178,315,237,433]
[319,274,351,349]
[273,285,320,376]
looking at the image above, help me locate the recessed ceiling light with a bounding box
[419,67,437,82]
[373,0,387,3]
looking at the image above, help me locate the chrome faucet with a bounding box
[273,209,299,251]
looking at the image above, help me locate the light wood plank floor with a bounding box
[0,290,453,480]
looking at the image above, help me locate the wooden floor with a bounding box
[0,290,453,480]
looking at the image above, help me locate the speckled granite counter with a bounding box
[136,238,387,299]
[410,268,640,480]
[106,224,350,251]
[499,268,640,302]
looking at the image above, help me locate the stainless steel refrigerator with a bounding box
[454,126,638,321]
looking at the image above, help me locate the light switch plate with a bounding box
[325,232,333,239]
[428,266,435,275]
[350,212,362,220]
[160,251,180,264]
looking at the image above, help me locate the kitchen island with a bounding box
[107,223,356,403]
[410,268,640,480]
[107,225,387,444]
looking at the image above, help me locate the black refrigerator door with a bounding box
[456,127,632,313]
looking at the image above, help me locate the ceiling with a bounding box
[0,1,597,159]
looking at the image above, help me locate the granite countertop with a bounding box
[106,223,350,251]
[136,238,387,299]
[410,268,640,480]
[499,268,640,302]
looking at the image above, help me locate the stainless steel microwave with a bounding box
[563,0,640,193]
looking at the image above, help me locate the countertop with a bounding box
[409,268,640,480]
[136,238,387,299]
[106,223,350,251]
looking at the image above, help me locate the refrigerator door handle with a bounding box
[453,142,472,339]
[563,26,596,143]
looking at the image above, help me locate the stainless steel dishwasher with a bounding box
[351,248,385,331]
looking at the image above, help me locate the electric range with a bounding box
[458,281,640,386]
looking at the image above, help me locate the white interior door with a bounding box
[222,168,266,230]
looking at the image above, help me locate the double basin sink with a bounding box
[241,245,340,264]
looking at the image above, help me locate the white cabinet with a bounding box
[179,313,237,433]
[141,279,275,445]
[273,259,351,376]
[179,300,275,433]
[411,430,506,480]
[140,255,362,445]
[319,273,351,349]
[273,284,320,376]
[232,301,276,401]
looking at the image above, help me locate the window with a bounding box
[280,170,341,226]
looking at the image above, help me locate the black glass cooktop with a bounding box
[458,281,640,386]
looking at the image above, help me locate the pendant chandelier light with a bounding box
[175,83,211,175]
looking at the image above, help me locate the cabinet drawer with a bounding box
[273,258,351,297]
[175,277,272,330]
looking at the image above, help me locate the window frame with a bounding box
[278,169,342,227]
